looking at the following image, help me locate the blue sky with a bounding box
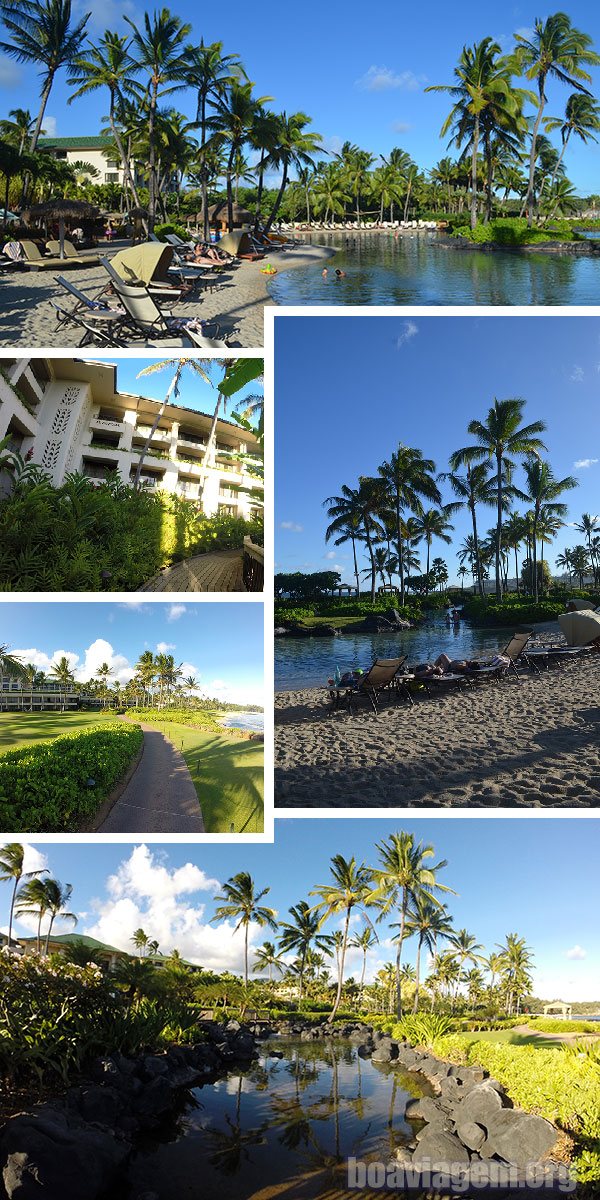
[2,819,598,999]
[275,314,600,585]
[2,1,600,191]
[86,357,261,425]
[2,601,264,705]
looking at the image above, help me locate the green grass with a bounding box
[142,719,264,834]
[448,1028,568,1049]
[0,711,116,752]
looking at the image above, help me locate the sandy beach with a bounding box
[275,653,600,808]
[0,242,333,349]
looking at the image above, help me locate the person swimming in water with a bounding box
[335,268,346,278]
[322,268,328,278]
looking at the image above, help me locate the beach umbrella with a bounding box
[558,609,600,646]
[24,198,99,259]
[209,201,253,230]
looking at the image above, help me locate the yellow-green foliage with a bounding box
[524,1017,600,1034]
[433,1034,600,1177]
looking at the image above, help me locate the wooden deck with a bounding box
[141,548,246,592]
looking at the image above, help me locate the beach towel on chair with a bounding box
[3,241,23,262]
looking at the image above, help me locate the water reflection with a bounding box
[126,1038,431,1199]
[269,231,594,307]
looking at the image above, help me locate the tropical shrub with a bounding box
[0,723,143,831]
[0,952,195,1087]
[0,471,263,591]
[388,1013,453,1047]
[154,221,191,242]
[461,595,566,626]
[453,217,580,246]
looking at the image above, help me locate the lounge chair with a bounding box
[19,239,84,270]
[99,260,230,347]
[51,275,128,346]
[46,239,100,267]
[464,631,536,680]
[346,657,409,714]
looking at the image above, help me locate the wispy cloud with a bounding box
[156,641,176,653]
[574,458,598,470]
[167,604,186,622]
[280,520,303,533]
[566,945,587,960]
[570,365,584,383]
[392,120,411,133]
[355,66,424,92]
[396,320,419,349]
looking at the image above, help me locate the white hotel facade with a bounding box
[0,358,263,520]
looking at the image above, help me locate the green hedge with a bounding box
[524,1017,600,1034]
[453,217,580,246]
[0,723,143,831]
[461,595,566,626]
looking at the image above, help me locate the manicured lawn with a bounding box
[143,719,264,834]
[0,711,115,752]
[454,1028,563,1049]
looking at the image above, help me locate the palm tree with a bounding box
[405,898,455,1012]
[211,80,269,232]
[349,926,378,1009]
[368,832,454,1018]
[443,459,498,597]
[518,459,577,600]
[95,661,114,708]
[0,107,36,154]
[211,872,277,987]
[309,855,372,1021]
[412,506,456,595]
[278,901,332,1001]
[323,484,365,597]
[49,655,75,711]
[378,446,441,604]
[503,512,527,594]
[264,111,323,233]
[131,927,150,957]
[483,950,504,995]
[0,644,27,712]
[0,843,44,949]
[134,358,211,488]
[497,933,535,1016]
[114,956,159,1001]
[253,940,286,983]
[124,8,191,230]
[450,928,484,1007]
[0,0,90,166]
[426,39,522,229]
[186,40,243,239]
[514,14,600,225]
[25,879,77,955]
[574,514,600,584]
[68,31,142,209]
[14,877,51,952]
[544,93,600,192]
[456,399,547,600]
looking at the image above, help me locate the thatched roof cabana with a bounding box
[209,201,253,231]
[24,198,99,258]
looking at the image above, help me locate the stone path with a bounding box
[140,548,245,592]
[99,723,205,832]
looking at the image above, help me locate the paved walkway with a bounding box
[99,723,205,833]
[140,548,245,592]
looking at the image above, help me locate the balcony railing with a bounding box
[243,537,264,592]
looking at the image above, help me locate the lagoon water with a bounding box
[126,1038,430,1200]
[220,711,264,732]
[275,617,511,692]
[269,231,600,307]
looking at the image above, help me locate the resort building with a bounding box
[0,358,263,520]
[37,136,138,188]
[0,676,80,712]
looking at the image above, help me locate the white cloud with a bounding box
[325,551,336,560]
[13,647,80,674]
[356,66,423,92]
[73,0,140,32]
[570,365,584,383]
[156,641,176,653]
[574,458,598,470]
[321,134,343,157]
[566,945,587,961]
[280,521,303,533]
[81,845,264,971]
[0,55,21,88]
[117,601,150,612]
[392,121,411,133]
[42,116,57,138]
[200,678,263,707]
[78,638,133,685]
[167,604,186,622]
[396,320,418,349]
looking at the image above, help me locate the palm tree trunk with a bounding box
[147,80,159,232]
[351,535,360,597]
[526,79,546,227]
[470,115,480,231]
[244,922,248,987]
[329,911,350,1021]
[532,512,539,602]
[495,451,503,601]
[109,94,141,210]
[264,165,289,234]
[254,153,267,232]
[363,523,377,603]
[395,897,407,1019]
[412,937,422,1013]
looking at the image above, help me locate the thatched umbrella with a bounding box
[24,198,99,259]
[209,201,253,231]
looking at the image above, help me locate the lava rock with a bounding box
[1,1111,129,1200]
[453,1082,505,1127]
[482,1110,558,1167]
[456,1119,486,1152]
[412,1127,471,1167]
